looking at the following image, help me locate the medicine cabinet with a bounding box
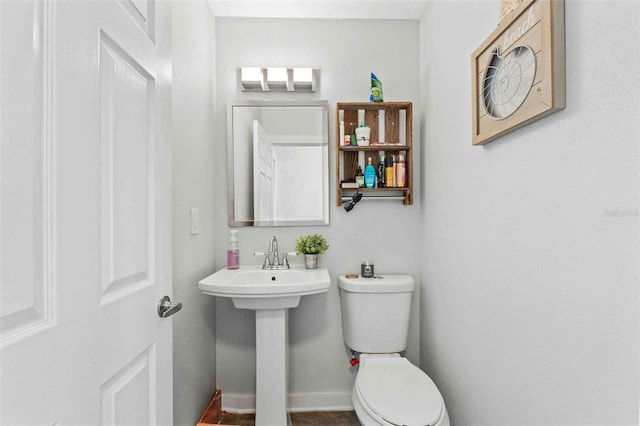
[335,102,413,206]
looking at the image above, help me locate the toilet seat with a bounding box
[356,356,444,426]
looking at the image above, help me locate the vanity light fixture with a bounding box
[239,67,317,92]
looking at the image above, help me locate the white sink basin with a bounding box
[199,265,331,425]
[199,266,330,310]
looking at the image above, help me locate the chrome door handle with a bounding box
[157,296,182,318]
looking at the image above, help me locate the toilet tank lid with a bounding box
[338,274,414,293]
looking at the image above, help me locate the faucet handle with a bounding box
[282,252,291,269]
[253,252,269,268]
[285,252,297,267]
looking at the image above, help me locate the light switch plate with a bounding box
[190,208,199,235]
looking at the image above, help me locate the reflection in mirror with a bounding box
[228,100,329,226]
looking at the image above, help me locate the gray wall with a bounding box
[214,18,422,411]
[172,2,217,424]
[419,1,639,424]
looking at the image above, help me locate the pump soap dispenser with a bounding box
[227,230,239,269]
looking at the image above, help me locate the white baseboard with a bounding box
[222,391,353,414]
[288,391,353,412]
[221,393,255,414]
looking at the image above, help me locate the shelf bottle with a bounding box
[355,166,365,188]
[364,157,376,189]
[395,153,406,188]
[385,155,395,187]
[377,153,385,188]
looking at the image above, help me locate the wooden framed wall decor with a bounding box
[471,0,565,145]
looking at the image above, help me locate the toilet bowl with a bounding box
[338,275,450,426]
[352,354,449,426]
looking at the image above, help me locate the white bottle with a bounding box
[339,121,345,146]
[227,230,239,269]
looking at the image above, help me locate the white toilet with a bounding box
[338,274,450,426]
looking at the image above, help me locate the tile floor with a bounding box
[219,410,360,425]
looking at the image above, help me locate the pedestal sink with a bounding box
[199,266,330,426]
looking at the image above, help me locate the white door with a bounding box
[1,1,174,424]
[253,120,275,225]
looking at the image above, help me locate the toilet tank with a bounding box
[338,274,414,353]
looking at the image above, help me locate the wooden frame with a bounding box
[471,0,565,145]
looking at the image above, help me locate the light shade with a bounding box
[266,67,288,90]
[293,68,314,91]
[240,67,264,91]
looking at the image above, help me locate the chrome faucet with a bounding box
[254,235,292,270]
[268,235,280,266]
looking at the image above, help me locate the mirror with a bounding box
[227,100,329,226]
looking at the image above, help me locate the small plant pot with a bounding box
[304,254,318,269]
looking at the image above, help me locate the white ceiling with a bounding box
[208,0,429,20]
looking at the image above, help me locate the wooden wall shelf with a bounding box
[335,102,413,206]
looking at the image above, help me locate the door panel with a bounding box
[100,345,157,425]
[253,120,275,224]
[0,1,173,424]
[99,31,155,304]
[0,0,56,349]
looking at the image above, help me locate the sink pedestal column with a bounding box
[255,308,290,426]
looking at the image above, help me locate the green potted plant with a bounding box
[295,234,329,269]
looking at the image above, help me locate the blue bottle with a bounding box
[364,157,376,189]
